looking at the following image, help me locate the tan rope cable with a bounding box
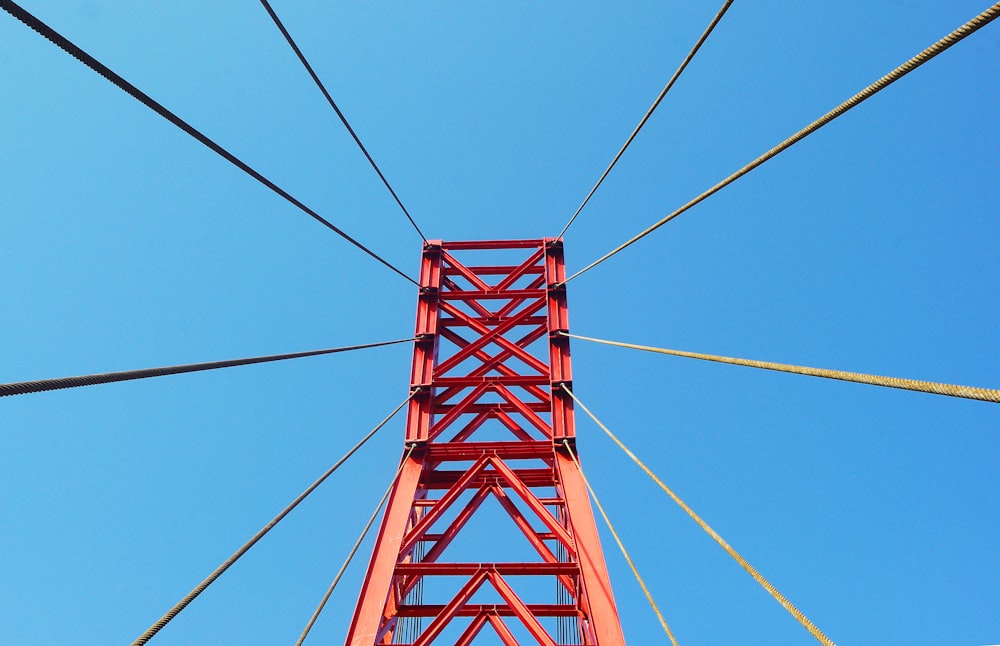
[561,385,836,646]
[131,394,413,646]
[296,444,416,645]
[563,440,679,646]
[563,333,1000,404]
[563,3,1000,283]
[558,0,735,238]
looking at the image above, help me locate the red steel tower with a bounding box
[346,239,625,645]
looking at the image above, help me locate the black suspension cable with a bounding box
[0,0,417,285]
[259,0,428,243]
[563,3,1000,283]
[0,339,413,397]
[131,394,414,646]
[558,0,735,238]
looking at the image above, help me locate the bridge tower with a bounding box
[345,239,625,645]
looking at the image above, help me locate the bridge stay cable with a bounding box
[563,440,679,646]
[130,394,413,646]
[0,0,417,286]
[562,385,837,646]
[295,444,416,646]
[259,0,428,243]
[563,333,1000,404]
[563,3,1000,284]
[0,339,414,398]
[6,1,994,642]
[558,0,735,238]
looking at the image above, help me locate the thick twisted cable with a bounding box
[259,0,427,243]
[563,333,1000,404]
[564,3,1000,283]
[0,0,416,286]
[296,444,415,645]
[558,0,735,238]
[130,395,412,646]
[562,385,836,646]
[0,339,413,397]
[563,440,679,646]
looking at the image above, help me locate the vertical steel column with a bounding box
[346,239,625,645]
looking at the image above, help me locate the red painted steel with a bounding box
[346,240,625,645]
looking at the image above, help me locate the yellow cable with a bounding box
[563,440,680,646]
[564,333,1000,404]
[562,385,836,646]
[562,3,1000,284]
[296,444,416,645]
[131,394,413,646]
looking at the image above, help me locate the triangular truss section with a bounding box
[346,240,625,645]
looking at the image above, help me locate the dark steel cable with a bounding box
[564,3,1000,283]
[0,0,417,285]
[130,394,414,646]
[0,339,413,397]
[295,444,416,646]
[259,0,428,243]
[558,0,735,238]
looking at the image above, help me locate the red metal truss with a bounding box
[346,239,625,645]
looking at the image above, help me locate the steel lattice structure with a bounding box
[346,239,625,645]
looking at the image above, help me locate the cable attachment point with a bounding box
[549,327,570,341]
[557,437,577,453]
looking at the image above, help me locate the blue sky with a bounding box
[2,2,998,644]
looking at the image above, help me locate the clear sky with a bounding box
[2,2,998,644]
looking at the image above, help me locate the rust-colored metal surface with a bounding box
[345,239,624,645]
